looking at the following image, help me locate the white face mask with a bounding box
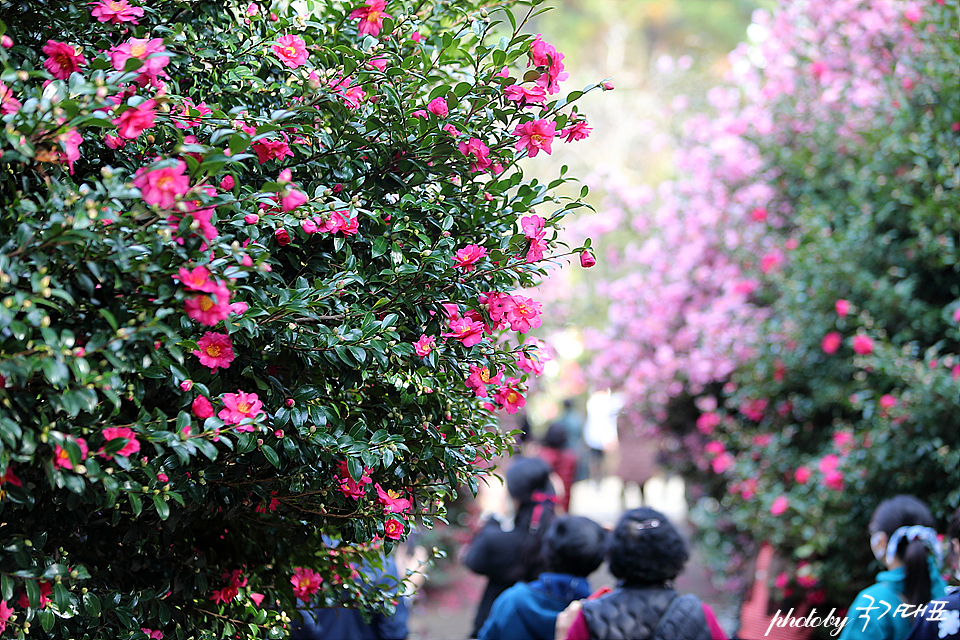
[870,532,887,564]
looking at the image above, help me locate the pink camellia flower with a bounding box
[140,630,162,640]
[175,98,212,129]
[109,38,168,85]
[443,123,461,137]
[184,283,232,326]
[493,378,526,414]
[458,138,492,172]
[218,391,264,429]
[443,317,485,347]
[505,295,542,333]
[272,34,308,69]
[179,380,194,392]
[580,250,596,268]
[413,334,436,357]
[516,344,548,376]
[219,175,235,190]
[376,484,411,513]
[0,35,12,48]
[275,228,292,246]
[528,35,568,94]
[331,211,359,235]
[452,244,487,272]
[760,249,783,274]
[53,436,89,470]
[112,99,157,139]
[904,4,922,22]
[100,426,140,458]
[465,364,500,398]
[740,398,768,422]
[835,299,850,317]
[711,453,735,474]
[192,395,214,419]
[0,83,21,115]
[504,84,547,105]
[513,119,556,158]
[244,214,260,225]
[252,136,294,164]
[696,412,720,435]
[879,394,897,409]
[521,215,545,239]
[427,97,448,117]
[132,160,190,209]
[193,332,235,370]
[104,134,125,149]
[43,40,86,79]
[281,188,308,212]
[750,207,768,222]
[290,567,322,602]
[560,118,592,143]
[337,460,372,499]
[384,518,405,540]
[350,0,391,36]
[794,466,811,484]
[250,592,265,607]
[57,129,83,174]
[821,331,842,354]
[704,441,726,456]
[770,495,789,516]
[90,0,144,24]
[852,334,873,355]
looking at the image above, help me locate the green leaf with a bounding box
[153,494,170,520]
[261,445,280,468]
[83,592,101,618]
[128,493,143,517]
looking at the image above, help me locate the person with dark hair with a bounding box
[477,516,607,640]
[556,507,726,640]
[905,504,960,640]
[839,495,947,640]
[539,423,577,513]
[465,456,558,638]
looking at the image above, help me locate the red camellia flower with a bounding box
[112,99,157,139]
[272,34,308,68]
[54,436,89,470]
[770,495,789,516]
[383,518,405,540]
[821,331,842,354]
[275,227,291,246]
[42,40,86,79]
[349,0,391,37]
[192,395,214,419]
[290,567,322,602]
[193,332,235,370]
[852,334,873,355]
[100,426,141,458]
[375,484,411,514]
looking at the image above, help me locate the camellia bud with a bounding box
[579,250,596,268]
[1,35,13,48]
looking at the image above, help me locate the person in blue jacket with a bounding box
[906,504,960,640]
[476,515,606,640]
[840,495,947,640]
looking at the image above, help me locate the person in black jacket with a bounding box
[556,507,726,640]
[464,456,557,638]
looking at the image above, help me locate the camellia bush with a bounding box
[0,0,601,637]
[582,0,959,629]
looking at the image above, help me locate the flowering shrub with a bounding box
[0,0,598,636]
[584,0,959,620]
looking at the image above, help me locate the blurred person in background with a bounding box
[478,516,607,640]
[464,456,558,638]
[583,390,622,486]
[905,503,959,640]
[839,495,947,640]
[538,423,578,513]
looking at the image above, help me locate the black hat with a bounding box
[607,507,688,584]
